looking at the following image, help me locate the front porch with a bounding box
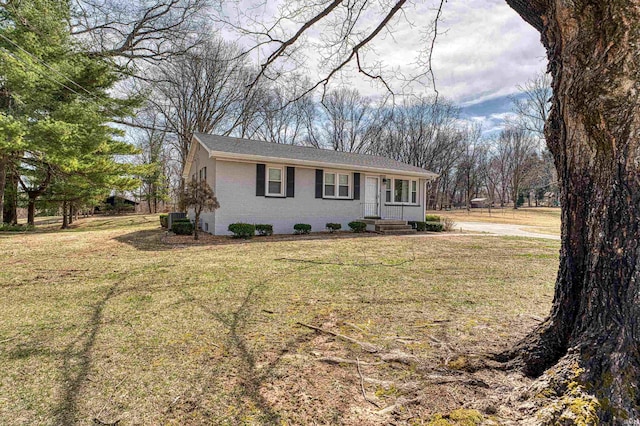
[360,203,416,221]
[360,218,416,235]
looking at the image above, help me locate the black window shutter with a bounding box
[286,167,295,197]
[353,173,361,200]
[256,163,266,196]
[315,169,323,199]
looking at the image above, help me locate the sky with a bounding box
[230,0,548,134]
[343,0,548,133]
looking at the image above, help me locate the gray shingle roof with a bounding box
[194,133,437,178]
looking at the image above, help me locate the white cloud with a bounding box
[330,0,547,104]
[223,0,547,107]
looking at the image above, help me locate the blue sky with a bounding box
[226,0,548,132]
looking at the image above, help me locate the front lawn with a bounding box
[0,215,560,425]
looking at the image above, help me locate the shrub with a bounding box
[425,221,444,232]
[348,221,367,233]
[159,214,168,228]
[415,221,428,232]
[326,223,342,233]
[173,218,191,223]
[408,221,417,229]
[442,217,456,232]
[228,223,255,239]
[0,224,34,232]
[172,221,194,235]
[255,224,273,236]
[425,214,441,222]
[293,223,311,234]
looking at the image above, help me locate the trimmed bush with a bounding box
[408,221,417,230]
[415,221,428,232]
[293,223,312,234]
[228,223,255,239]
[348,221,367,233]
[255,224,273,236]
[172,221,194,235]
[425,221,444,232]
[425,214,441,222]
[159,214,168,228]
[326,223,342,233]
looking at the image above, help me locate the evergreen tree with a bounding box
[0,0,141,226]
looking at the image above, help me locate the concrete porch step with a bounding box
[376,224,415,231]
[361,218,406,226]
[377,228,417,235]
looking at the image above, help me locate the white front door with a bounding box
[364,176,380,217]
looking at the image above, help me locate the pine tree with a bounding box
[0,0,141,225]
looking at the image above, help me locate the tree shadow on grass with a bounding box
[112,229,177,251]
[177,267,323,424]
[5,282,120,425]
[53,283,120,425]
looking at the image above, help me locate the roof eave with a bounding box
[207,150,438,179]
[181,134,213,179]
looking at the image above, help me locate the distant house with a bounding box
[182,134,438,235]
[105,195,138,208]
[470,198,489,208]
[95,195,139,213]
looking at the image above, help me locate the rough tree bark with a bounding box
[61,200,68,229]
[3,170,18,225]
[0,154,7,224]
[504,0,640,421]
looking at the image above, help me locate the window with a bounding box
[324,173,335,196]
[411,180,417,204]
[394,179,409,203]
[199,167,207,181]
[339,174,349,197]
[324,172,350,198]
[386,178,418,204]
[267,166,284,196]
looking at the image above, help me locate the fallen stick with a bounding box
[276,257,414,267]
[0,335,18,344]
[318,356,383,366]
[357,357,380,408]
[297,322,379,353]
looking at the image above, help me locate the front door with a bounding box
[364,176,380,218]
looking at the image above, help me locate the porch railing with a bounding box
[360,203,406,220]
[361,202,379,218]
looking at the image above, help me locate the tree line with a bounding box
[133,33,554,212]
[1,0,553,228]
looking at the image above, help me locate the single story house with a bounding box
[470,197,489,208]
[182,133,438,235]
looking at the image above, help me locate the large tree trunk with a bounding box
[61,201,68,229]
[3,169,18,225]
[26,194,36,226]
[504,0,640,421]
[0,154,7,224]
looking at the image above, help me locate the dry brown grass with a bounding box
[434,208,561,236]
[0,214,560,425]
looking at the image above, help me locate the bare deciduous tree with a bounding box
[147,37,253,208]
[70,0,212,64]
[310,88,374,152]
